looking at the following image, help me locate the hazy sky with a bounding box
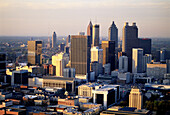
[0,0,170,38]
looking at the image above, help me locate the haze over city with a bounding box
[0,0,170,37]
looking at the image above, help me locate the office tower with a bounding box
[103,63,111,75]
[47,37,51,48]
[119,56,128,72]
[63,68,75,78]
[59,43,65,52]
[102,41,115,71]
[166,60,170,73]
[52,31,57,48]
[108,21,118,47]
[64,46,69,54]
[91,46,103,74]
[138,38,151,54]
[132,48,143,73]
[52,52,66,76]
[28,40,42,65]
[66,35,71,46]
[0,52,6,82]
[70,35,90,78]
[129,87,143,109]
[143,54,152,72]
[160,48,166,62]
[87,21,93,45]
[122,22,138,72]
[118,52,126,60]
[90,61,99,77]
[92,24,100,46]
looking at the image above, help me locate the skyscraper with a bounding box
[132,48,143,73]
[92,24,99,47]
[66,35,71,46]
[143,54,152,72]
[108,21,118,47]
[52,52,66,76]
[122,22,138,72]
[70,35,90,79]
[87,21,93,45]
[0,52,6,82]
[28,40,42,65]
[129,87,143,110]
[102,41,115,71]
[52,31,57,48]
[119,56,128,72]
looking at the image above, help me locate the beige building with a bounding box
[43,76,75,92]
[52,53,67,76]
[147,63,167,78]
[129,87,143,109]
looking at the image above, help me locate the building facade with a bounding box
[119,56,128,72]
[52,32,57,48]
[108,21,118,47]
[92,24,100,47]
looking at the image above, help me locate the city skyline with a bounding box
[0,0,170,38]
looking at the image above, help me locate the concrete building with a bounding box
[92,24,100,47]
[147,63,167,78]
[118,72,131,84]
[87,21,93,45]
[43,76,75,92]
[27,40,42,65]
[91,46,103,74]
[132,48,143,73]
[102,41,115,71]
[52,31,57,48]
[119,56,128,72]
[143,54,152,72]
[90,61,99,77]
[92,85,120,108]
[70,35,90,80]
[0,52,6,82]
[108,21,118,47]
[52,52,66,76]
[63,68,75,78]
[129,87,143,110]
[103,63,111,75]
[28,77,43,87]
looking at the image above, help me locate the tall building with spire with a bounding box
[92,24,99,47]
[52,32,57,48]
[108,21,118,47]
[87,21,93,45]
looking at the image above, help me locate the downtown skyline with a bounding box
[0,0,170,38]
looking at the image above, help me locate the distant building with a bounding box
[66,35,71,46]
[27,40,42,65]
[59,43,65,52]
[138,38,151,55]
[43,76,75,92]
[87,21,93,45]
[102,41,115,71]
[147,63,167,78]
[52,32,57,48]
[70,35,90,80]
[143,54,152,72]
[108,21,118,47]
[63,68,75,78]
[0,52,6,82]
[129,87,143,109]
[119,56,128,72]
[160,48,166,62]
[92,24,100,47]
[132,48,143,73]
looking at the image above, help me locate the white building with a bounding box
[132,48,143,73]
[119,56,128,72]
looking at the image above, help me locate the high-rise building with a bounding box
[66,35,71,46]
[52,31,57,48]
[92,24,100,47]
[87,21,93,45]
[0,52,6,82]
[129,87,143,110]
[119,56,128,72]
[108,21,118,47]
[138,38,151,54]
[132,48,143,73]
[28,40,42,65]
[160,48,166,62]
[90,61,99,77]
[102,41,115,71]
[122,22,138,72]
[70,35,90,79]
[143,54,152,72]
[63,68,75,78]
[52,52,66,76]
[47,37,51,48]
[91,46,103,74]
[59,43,65,52]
